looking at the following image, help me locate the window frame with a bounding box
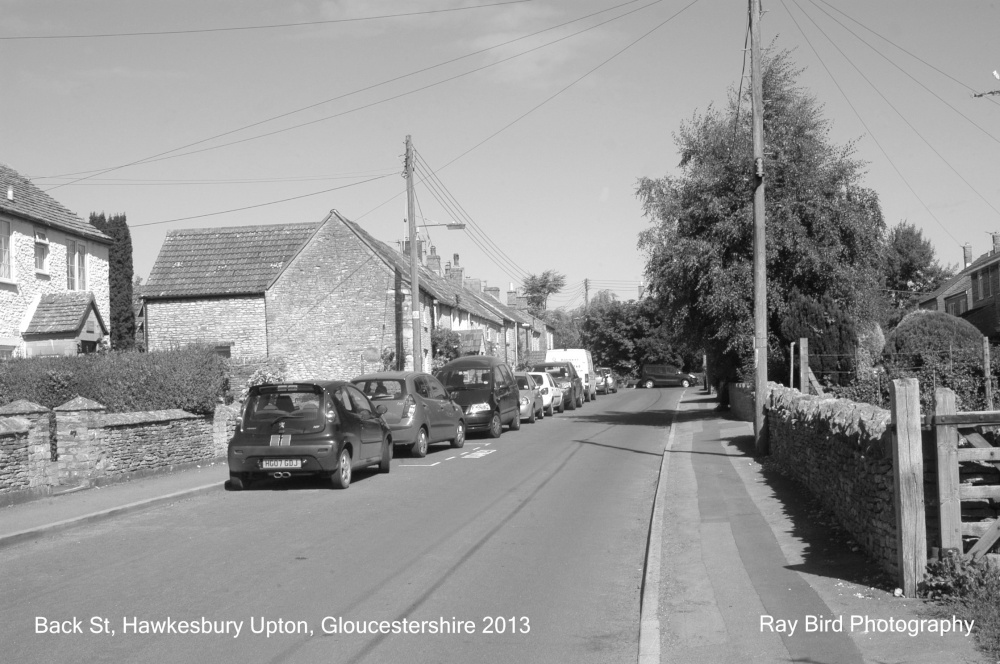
[66,239,88,291]
[33,227,50,273]
[0,219,12,282]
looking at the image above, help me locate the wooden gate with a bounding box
[932,387,1000,560]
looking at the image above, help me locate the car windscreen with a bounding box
[437,368,491,391]
[529,373,546,387]
[242,385,324,433]
[354,379,407,401]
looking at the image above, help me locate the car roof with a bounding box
[251,380,348,391]
[353,371,425,381]
[437,355,503,369]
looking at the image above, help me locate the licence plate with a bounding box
[261,459,302,469]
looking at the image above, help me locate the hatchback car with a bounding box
[596,367,618,394]
[435,355,520,438]
[227,381,391,491]
[514,371,544,423]
[353,371,465,457]
[528,370,564,415]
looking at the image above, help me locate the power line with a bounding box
[792,1,1000,224]
[0,1,532,40]
[779,0,962,247]
[40,0,657,190]
[128,173,394,228]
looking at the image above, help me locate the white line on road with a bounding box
[400,462,440,467]
[445,456,456,460]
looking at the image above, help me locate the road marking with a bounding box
[461,449,496,459]
[445,456,456,460]
[400,462,440,467]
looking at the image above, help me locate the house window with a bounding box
[67,240,87,290]
[0,346,14,360]
[0,219,10,280]
[34,228,49,272]
[946,294,969,317]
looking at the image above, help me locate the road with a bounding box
[1,387,681,664]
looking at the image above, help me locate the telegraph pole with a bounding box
[406,135,422,372]
[750,0,768,454]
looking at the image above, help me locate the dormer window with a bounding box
[34,228,49,273]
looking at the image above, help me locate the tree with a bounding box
[879,221,954,325]
[636,48,885,384]
[522,270,566,314]
[90,212,136,350]
[580,295,685,378]
[540,308,581,349]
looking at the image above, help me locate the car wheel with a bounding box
[576,393,584,408]
[488,411,503,438]
[379,436,392,473]
[644,379,655,389]
[451,422,466,448]
[681,379,690,388]
[545,404,553,416]
[411,428,429,458]
[527,407,536,424]
[225,474,244,491]
[331,448,351,489]
[509,410,521,431]
[559,400,565,413]
[566,395,576,411]
[537,404,544,419]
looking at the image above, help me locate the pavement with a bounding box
[0,392,991,663]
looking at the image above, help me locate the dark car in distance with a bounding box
[640,365,698,389]
[353,371,465,457]
[435,355,520,438]
[227,381,391,491]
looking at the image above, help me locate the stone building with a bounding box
[0,163,111,358]
[142,211,552,380]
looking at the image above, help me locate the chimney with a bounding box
[426,245,441,276]
[463,276,482,293]
[6,185,12,201]
[516,295,529,311]
[993,233,1000,256]
[484,286,501,301]
[964,243,973,268]
[447,253,464,284]
[507,286,519,307]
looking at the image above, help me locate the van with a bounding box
[545,348,598,402]
[434,355,520,438]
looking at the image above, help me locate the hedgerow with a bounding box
[0,346,229,415]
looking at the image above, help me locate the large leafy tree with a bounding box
[879,221,954,325]
[90,212,136,350]
[579,294,686,377]
[522,270,566,314]
[636,48,885,383]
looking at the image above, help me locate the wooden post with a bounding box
[789,341,796,389]
[890,378,926,598]
[799,338,809,396]
[935,388,963,553]
[984,337,993,411]
[750,0,768,456]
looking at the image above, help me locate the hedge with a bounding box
[0,346,229,415]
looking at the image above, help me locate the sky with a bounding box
[2,0,999,310]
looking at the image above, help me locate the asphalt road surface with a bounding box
[1,387,682,664]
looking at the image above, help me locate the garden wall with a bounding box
[764,385,900,576]
[0,398,238,506]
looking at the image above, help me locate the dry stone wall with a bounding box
[765,384,900,576]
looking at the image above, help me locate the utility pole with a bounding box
[750,0,768,454]
[584,278,589,310]
[406,135,422,372]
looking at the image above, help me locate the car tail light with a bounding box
[402,394,416,419]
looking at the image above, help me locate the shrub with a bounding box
[921,552,1000,659]
[0,346,229,415]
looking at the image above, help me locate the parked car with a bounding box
[528,370,564,415]
[595,367,618,394]
[514,371,544,423]
[352,371,465,458]
[227,381,391,491]
[545,348,598,402]
[531,361,583,410]
[640,364,698,388]
[434,355,520,438]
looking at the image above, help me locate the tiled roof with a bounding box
[144,222,322,298]
[919,250,998,306]
[24,292,107,335]
[0,163,111,244]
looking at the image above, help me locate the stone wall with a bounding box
[0,398,237,505]
[145,295,267,358]
[765,385,899,576]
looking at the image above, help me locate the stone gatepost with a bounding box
[0,400,53,488]
[53,397,107,487]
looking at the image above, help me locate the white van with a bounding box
[545,348,598,402]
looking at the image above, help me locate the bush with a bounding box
[921,553,1000,659]
[0,346,229,415]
